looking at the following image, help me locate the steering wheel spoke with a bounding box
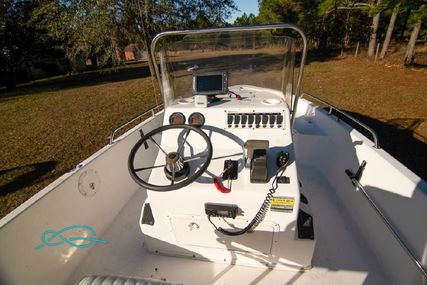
[183,153,208,163]
[177,129,191,155]
[134,164,166,172]
[149,135,168,156]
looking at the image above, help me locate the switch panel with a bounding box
[226,112,285,129]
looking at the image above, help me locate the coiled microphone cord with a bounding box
[208,152,289,236]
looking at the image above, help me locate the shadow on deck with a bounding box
[331,110,426,181]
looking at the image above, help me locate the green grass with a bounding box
[1,58,426,219]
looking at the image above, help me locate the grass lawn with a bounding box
[1,57,426,219]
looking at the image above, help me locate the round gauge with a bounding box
[169,112,186,125]
[188,112,205,127]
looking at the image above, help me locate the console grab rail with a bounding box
[109,104,163,144]
[301,92,379,148]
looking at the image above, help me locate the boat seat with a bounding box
[77,275,182,285]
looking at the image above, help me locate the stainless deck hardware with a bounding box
[345,160,367,189]
[109,104,163,144]
[346,169,427,279]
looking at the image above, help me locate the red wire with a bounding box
[213,167,232,193]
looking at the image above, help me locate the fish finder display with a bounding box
[197,75,222,92]
[193,72,228,95]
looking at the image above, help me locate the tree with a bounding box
[404,4,426,65]
[258,0,300,24]
[33,0,237,74]
[380,3,400,59]
[170,0,238,28]
[258,0,322,47]
[33,0,124,71]
[378,0,420,59]
[234,13,259,25]
[367,0,381,57]
[317,0,370,50]
[141,0,237,82]
[0,0,51,89]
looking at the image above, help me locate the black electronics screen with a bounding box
[196,74,223,93]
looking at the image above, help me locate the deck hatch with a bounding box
[169,215,277,254]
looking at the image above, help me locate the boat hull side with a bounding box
[0,112,164,285]
[293,98,427,285]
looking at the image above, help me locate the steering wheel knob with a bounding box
[166,152,180,163]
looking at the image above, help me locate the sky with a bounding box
[228,0,259,23]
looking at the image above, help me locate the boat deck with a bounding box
[67,165,389,285]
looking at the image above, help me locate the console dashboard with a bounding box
[140,84,311,267]
[166,85,289,134]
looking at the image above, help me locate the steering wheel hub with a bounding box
[164,152,189,181]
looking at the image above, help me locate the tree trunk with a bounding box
[138,0,156,79]
[343,10,351,49]
[318,16,328,51]
[399,7,411,41]
[368,1,381,57]
[380,6,399,59]
[5,67,17,90]
[111,33,121,65]
[142,26,156,79]
[404,19,422,65]
[91,54,98,67]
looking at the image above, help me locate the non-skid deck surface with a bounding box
[67,165,388,285]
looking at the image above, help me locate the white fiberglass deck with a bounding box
[66,164,387,285]
[1,96,425,284]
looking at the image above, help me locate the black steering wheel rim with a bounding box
[128,124,213,191]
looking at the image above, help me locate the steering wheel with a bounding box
[128,124,213,191]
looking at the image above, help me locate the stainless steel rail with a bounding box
[301,92,379,148]
[149,23,307,122]
[346,173,427,279]
[109,104,163,144]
